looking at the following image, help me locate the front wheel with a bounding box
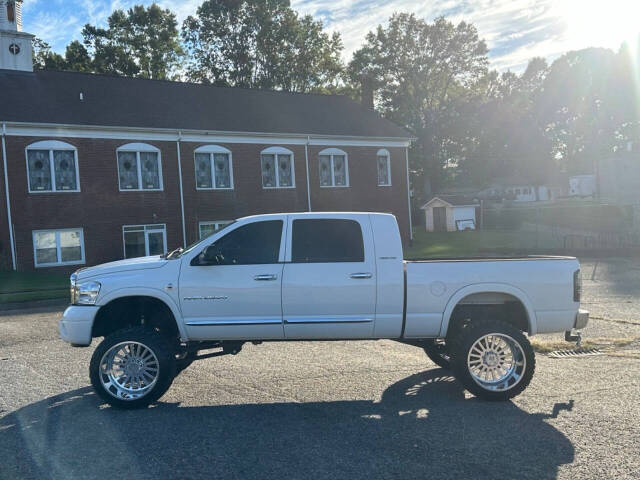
[450,320,535,401]
[89,326,176,409]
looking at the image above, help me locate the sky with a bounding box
[20,0,640,72]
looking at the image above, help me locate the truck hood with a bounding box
[75,256,169,280]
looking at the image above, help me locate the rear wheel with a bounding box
[423,339,452,369]
[450,320,535,401]
[90,326,176,409]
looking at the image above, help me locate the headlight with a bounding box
[70,273,78,304]
[71,280,101,305]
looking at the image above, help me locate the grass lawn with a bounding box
[0,270,69,304]
[405,229,564,259]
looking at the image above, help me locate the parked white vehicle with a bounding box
[59,212,588,408]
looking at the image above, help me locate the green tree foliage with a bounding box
[182,0,343,91]
[82,3,184,79]
[348,14,489,192]
[32,37,66,70]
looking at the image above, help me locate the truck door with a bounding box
[282,215,376,339]
[179,217,286,340]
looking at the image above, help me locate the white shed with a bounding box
[420,196,479,232]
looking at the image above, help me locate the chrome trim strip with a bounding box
[284,318,373,324]
[185,319,282,326]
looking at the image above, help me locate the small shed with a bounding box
[421,196,479,232]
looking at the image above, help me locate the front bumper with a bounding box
[575,309,589,330]
[58,305,100,346]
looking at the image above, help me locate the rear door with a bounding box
[282,215,376,339]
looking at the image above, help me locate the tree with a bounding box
[349,14,489,193]
[63,41,92,73]
[536,48,622,175]
[82,3,183,79]
[32,37,66,70]
[182,0,343,92]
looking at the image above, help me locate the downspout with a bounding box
[1,123,16,270]
[405,146,413,243]
[176,131,187,248]
[305,136,312,212]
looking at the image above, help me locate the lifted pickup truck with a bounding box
[60,212,588,409]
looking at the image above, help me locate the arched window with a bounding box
[318,148,349,187]
[261,146,295,188]
[194,145,233,190]
[376,149,391,186]
[26,140,80,193]
[117,143,162,191]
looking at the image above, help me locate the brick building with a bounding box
[0,2,412,272]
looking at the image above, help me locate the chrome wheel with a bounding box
[99,341,159,400]
[467,333,526,392]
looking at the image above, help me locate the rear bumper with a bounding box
[575,309,589,330]
[58,305,99,346]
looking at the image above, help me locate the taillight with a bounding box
[573,269,582,302]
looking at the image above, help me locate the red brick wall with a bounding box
[0,136,11,270]
[4,136,183,272]
[1,135,411,272]
[180,142,309,245]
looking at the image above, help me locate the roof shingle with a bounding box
[0,69,410,138]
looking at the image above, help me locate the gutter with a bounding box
[2,121,414,146]
[405,146,413,242]
[305,136,312,211]
[176,131,187,247]
[1,123,16,270]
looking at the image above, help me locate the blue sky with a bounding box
[21,0,640,72]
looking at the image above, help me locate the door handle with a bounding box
[254,274,278,281]
[350,272,372,279]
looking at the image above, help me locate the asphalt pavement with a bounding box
[0,258,639,479]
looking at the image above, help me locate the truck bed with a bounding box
[405,255,576,263]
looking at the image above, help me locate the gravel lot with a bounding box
[0,258,639,480]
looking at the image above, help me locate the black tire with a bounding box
[450,320,535,401]
[90,326,176,409]
[423,339,452,369]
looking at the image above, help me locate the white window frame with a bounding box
[199,220,233,239]
[376,148,392,186]
[194,145,234,190]
[32,228,85,267]
[261,146,295,189]
[122,224,167,258]
[25,140,81,193]
[318,148,349,188]
[117,143,163,192]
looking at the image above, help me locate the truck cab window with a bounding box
[207,220,283,265]
[292,219,364,263]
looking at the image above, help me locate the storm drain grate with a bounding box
[548,348,603,358]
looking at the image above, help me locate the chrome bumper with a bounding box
[575,309,589,330]
[58,305,100,346]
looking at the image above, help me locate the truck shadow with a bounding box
[0,370,574,480]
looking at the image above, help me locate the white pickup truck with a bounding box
[59,212,588,409]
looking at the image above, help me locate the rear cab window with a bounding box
[291,219,364,263]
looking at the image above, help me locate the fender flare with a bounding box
[439,283,538,336]
[97,287,188,340]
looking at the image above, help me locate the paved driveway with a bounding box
[0,257,639,479]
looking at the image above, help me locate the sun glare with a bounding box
[556,0,640,51]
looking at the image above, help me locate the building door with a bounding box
[123,224,167,258]
[433,207,447,232]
